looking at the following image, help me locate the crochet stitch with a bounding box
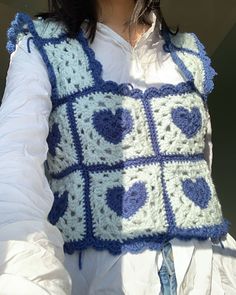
[6,12,229,255]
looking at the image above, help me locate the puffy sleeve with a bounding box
[0,34,71,294]
[203,105,213,174]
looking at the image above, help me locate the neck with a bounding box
[97,0,136,26]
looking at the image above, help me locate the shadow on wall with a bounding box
[210,24,236,238]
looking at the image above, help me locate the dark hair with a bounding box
[35,0,178,42]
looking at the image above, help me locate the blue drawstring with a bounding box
[27,36,33,53]
[220,238,225,249]
[78,251,83,270]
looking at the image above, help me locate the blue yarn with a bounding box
[46,122,62,156]
[26,36,33,53]
[92,107,134,144]
[220,239,225,249]
[75,27,197,104]
[62,220,229,256]
[171,106,202,139]
[141,98,161,155]
[49,154,205,179]
[48,191,69,225]
[160,162,177,233]
[106,181,148,219]
[50,80,195,110]
[189,33,217,98]
[161,29,196,87]
[162,29,218,101]
[78,251,83,270]
[6,12,60,99]
[181,177,211,209]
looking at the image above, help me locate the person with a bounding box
[0,0,236,294]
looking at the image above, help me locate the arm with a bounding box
[0,35,71,294]
[203,105,213,174]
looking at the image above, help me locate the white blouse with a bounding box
[0,13,235,295]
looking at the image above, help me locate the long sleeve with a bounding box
[203,105,213,174]
[0,35,71,294]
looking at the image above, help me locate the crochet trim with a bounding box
[191,32,217,99]
[76,28,197,100]
[6,12,59,99]
[50,80,195,110]
[163,30,217,100]
[6,12,211,103]
[63,220,229,255]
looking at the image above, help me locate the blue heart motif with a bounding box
[181,177,211,209]
[48,191,68,225]
[106,181,148,219]
[92,107,134,144]
[171,107,202,138]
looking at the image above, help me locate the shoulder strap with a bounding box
[6,12,70,99]
[6,12,66,54]
[162,29,217,102]
[6,12,97,101]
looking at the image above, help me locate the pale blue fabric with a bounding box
[158,242,177,295]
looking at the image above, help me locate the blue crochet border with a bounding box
[63,220,229,255]
[6,12,215,105]
[75,27,197,101]
[50,80,195,110]
[75,24,215,104]
[163,30,218,101]
[7,12,229,256]
[49,154,205,179]
[6,12,60,99]
[191,32,218,98]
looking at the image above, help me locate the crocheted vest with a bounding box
[7,12,229,255]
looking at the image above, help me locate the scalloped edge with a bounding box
[190,32,218,99]
[63,219,229,255]
[75,28,196,100]
[167,31,218,100]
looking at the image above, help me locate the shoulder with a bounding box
[164,30,208,56]
[162,29,217,100]
[6,12,67,54]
